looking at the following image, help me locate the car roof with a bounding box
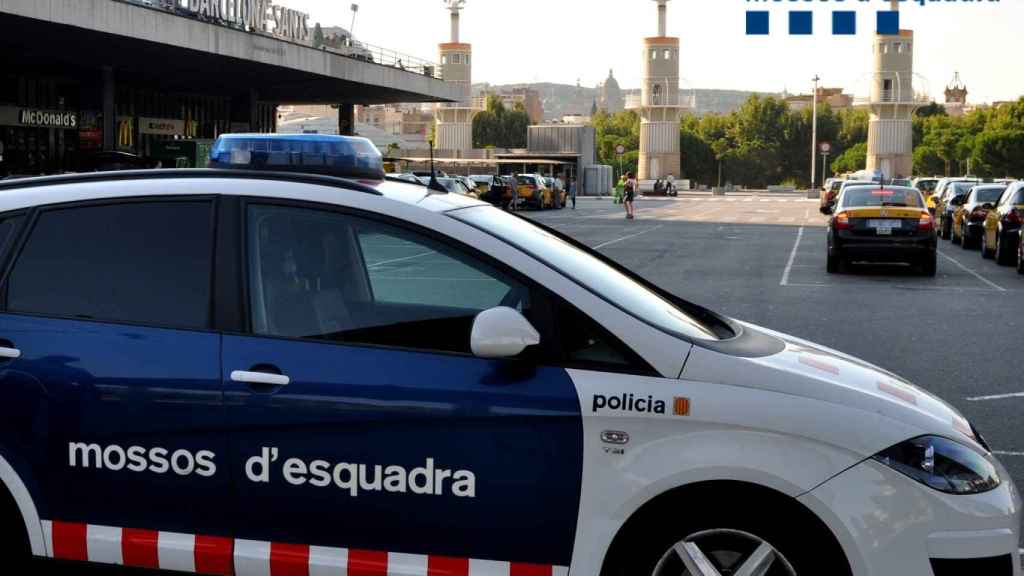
[0,169,487,214]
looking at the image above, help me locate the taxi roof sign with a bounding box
[209,134,385,180]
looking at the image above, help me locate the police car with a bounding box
[0,135,1018,576]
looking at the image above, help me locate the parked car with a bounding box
[516,174,554,210]
[469,175,511,206]
[951,184,1007,249]
[386,173,422,185]
[936,181,980,240]
[981,181,1024,264]
[824,185,936,275]
[820,180,872,215]
[76,151,159,172]
[821,179,845,212]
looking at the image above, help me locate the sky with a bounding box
[285,0,1022,104]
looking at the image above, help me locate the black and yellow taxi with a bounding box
[516,174,558,210]
[951,184,1007,249]
[825,184,937,276]
[981,180,1024,265]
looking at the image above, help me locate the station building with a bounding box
[0,0,458,176]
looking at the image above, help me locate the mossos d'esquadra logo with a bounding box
[743,1,963,36]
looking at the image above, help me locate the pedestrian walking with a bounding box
[614,175,625,204]
[510,175,520,212]
[569,178,577,209]
[623,172,637,219]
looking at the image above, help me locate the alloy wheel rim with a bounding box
[651,529,798,576]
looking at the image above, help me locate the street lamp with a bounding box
[349,3,359,45]
[811,74,820,190]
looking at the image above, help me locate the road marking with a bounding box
[936,249,1006,292]
[367,251,435,269]
[993,451,1024,457]
[593,225,664,249]
[780,226,805,286]
[966,391,1024,402]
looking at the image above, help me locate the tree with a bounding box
[913,145,945,177]
[915,102,946,118]
[831,143,866,174]
[972,130,1024,178]
[472,95,530,149]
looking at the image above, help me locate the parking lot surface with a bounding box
[529,195,1024,522]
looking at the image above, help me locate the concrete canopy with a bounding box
[0,0,460,105]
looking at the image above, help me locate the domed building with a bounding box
[599,69,624,113]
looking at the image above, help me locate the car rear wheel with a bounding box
[995,231,1014,266]
[961,224,974,249]
[920,253,937,277]
[1017,234,1024,275]
[826,249,840,274]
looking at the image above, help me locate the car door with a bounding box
[223,200,582,574]
[985,187,1013,247]
[0,198,230,566]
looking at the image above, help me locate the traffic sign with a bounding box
[615,145,626,156]
[819,142,832,154]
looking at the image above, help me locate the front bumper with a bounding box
[799,458,1021,576]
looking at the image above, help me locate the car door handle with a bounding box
[230,370,290,387]
[0,346,21,359]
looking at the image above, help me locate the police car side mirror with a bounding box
[471,307,540,359]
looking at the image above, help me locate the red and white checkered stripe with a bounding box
[41,520,569,576]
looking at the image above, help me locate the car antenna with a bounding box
[426,138,447,194]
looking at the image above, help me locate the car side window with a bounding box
[6,201,214,329]
[551,298,639,371]
[247,204,531,355]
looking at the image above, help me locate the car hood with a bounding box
[682,321,982,458]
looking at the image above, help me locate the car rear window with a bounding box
[974,187,1005,204]
[842,187,923,208]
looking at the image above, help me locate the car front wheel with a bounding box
[602,489,852,576]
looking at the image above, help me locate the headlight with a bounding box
[873,436,1001,495]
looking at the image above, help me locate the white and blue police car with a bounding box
[0,134,1018,576]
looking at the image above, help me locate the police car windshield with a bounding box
[452,206,720,341]
[841,187,923,208]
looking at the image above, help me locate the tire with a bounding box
[827,250,839,274]
[920,253,937,277]
[0,487,30,571]
[982,231,995,259]
[995,231,1014,266]
[601,484,851,576]
[961,224,974,250]
[941,218,952,240]
[1017,234,1024,275]
[951,223,961,245]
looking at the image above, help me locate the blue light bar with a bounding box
[209,134,384,180]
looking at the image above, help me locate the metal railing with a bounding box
[318,40,441,80]
[113,0,441,79]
